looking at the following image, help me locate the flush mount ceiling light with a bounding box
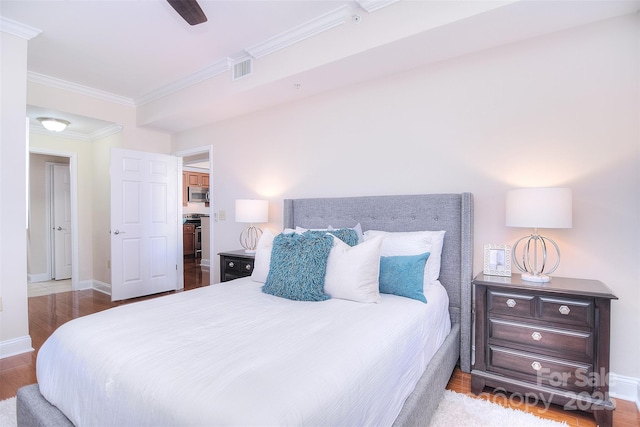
[37,117,70,132]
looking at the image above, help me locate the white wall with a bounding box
[173,14,640,381]
[0,31,31,356]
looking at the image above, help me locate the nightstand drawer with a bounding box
[488,290,535,318]
[539,296,593,327]
[488,346,593,392]
[489,319,593,361]
[219,251,255,282]
[225,259,253,275]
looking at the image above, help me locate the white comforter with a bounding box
[37,278,451,427]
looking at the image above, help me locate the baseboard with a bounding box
[0,335,34,359]
[28,273,50,283]
[75,279,94,290]
[609,372,640,410]
[91,280,111,295]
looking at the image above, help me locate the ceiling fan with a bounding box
[167,0,208,26]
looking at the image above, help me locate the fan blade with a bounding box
[167,0,208,26]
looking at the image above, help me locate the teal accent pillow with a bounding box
[303,229,358,247]
[262,232,333,301]
[379,252,430,303]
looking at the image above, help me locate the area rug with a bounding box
[0,391,568,427]
[429,390,567,426]
[0,397,16,427]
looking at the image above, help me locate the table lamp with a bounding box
[505,188,572,282]
[235,199,268,253]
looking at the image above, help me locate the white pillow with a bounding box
[324,235,383,303]
[363,230,446,284]
[250,229,275,283]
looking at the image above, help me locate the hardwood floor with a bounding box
[2,260,638,427]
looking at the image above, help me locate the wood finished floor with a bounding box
[2,259,638,426]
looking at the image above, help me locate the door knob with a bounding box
[56,226,62,231]
[113,230,125,235]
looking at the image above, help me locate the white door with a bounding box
[110,148,180,301]
[52,163,72,280]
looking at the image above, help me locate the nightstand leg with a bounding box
[593,408,613,427]
[470,375,485,395]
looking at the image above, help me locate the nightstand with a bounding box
[219,250,255,282]
[471,273,617,427]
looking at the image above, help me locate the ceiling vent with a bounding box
[233,58,253,81]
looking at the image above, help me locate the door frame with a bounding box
[29,148,79,290]
[172,145,213,278]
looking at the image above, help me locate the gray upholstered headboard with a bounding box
[283,193,473,372]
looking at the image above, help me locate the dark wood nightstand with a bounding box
[218,250,255,282]
[471,273,617,427]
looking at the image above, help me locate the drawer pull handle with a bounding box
[559,305,571,315]
[245,264,251,271]
[506,299,517,308]
[531,361,542,371]
[228,262,234,268]
[531,331,542,341]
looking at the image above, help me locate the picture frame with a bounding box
[483,243,512,277]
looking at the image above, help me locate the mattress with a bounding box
[36,277,451,426]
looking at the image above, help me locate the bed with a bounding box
[17,192,473,426]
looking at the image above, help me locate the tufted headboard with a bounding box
[283,193,474,372]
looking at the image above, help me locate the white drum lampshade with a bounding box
[235,199,268,253]
[506,188,572,282]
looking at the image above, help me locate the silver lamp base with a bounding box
[512,230,560,282]
[520,272,551,283]
[240,224,262,253]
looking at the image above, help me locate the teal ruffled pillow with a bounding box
[379,252,430,303]
[301,229,359,247]
[326,228,359,247]
[262,232,333,301]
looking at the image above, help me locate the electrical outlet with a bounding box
[219,210,226,221]
[213,212,219,222]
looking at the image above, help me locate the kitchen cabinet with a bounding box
[182,171,209,206]
[183,224,195,256]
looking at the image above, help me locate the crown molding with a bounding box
[135,57,232,106]
[89,123,123,141]
[29,123,123,142]
[0,17,42,39]
[245,4,350,59]
[29,124,91,142]
[27,71,135,107]
[356,0,400,13]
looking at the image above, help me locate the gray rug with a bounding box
[0,391,568,426]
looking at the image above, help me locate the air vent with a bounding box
[233,58,253,81]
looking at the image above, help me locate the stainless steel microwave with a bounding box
[188,186,209,203]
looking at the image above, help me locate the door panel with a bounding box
[53,163,72,280]
[111,148,179,301]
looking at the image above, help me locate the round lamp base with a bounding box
[521,272,551,283]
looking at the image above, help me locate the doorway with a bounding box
[27,151,78,295]
[173,146,213,288]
